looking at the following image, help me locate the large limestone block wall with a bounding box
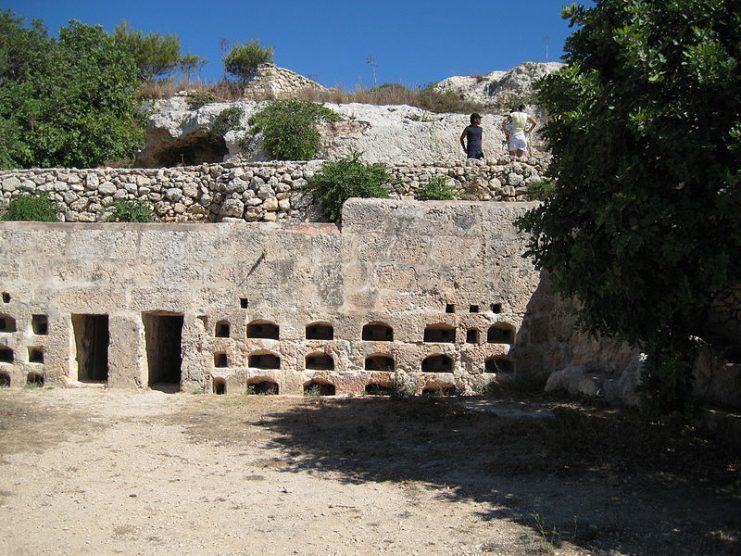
[0,199,542,395]
[0,159,549,223]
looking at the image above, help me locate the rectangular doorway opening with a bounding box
[143,313,184,391]
[72,314,110,382]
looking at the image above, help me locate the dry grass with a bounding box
[136,78,491,114]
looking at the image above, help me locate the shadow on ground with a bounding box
[242,395,740,555]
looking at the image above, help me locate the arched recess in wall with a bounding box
[247,376,279,395]
[362,322,393,341]
[0,314,17,333]
[248,350,281,369]
[26,371,44,386]
[305,351,334,370]
[305,322,333,340]
[365,382,393,395]
[421,354,453,373]
[487,322,516,344]
[247,320,280,340]
[215,320,231,338]
[485,355,515,374]
[422,380,458,396]
[423,323,456,343]
[364,353,395,371]
[303,378,336,396]
[0,370,10,387]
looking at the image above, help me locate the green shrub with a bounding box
[417,175,459,200]
[211,106,244,137]
[525,179,555,201]
[186,91,215,110]
[306,153,391,223]
[108,200,156,222]
[249,100,341,160]
[1,192,59,222]
[113,21,181,81]
[224,39,273,82]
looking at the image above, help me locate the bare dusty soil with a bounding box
[0,387,738,556]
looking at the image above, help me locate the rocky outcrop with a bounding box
[435,61,564,108]
[138,98,549,167]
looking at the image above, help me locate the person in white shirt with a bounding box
[502,104,537,158]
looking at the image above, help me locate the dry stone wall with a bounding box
[0,158,549,223]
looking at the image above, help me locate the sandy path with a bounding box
[0,389,538,556]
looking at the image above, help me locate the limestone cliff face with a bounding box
[138,63,557,167]
[434,61,565,108]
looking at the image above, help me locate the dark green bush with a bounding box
[211,106,243,137]
[417,175,459,201]
[1,192,59,221]
[186,91,216,110]
[108,200,156,222]
[306,153,391,223]
[249,100,341,160]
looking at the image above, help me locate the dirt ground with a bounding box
[0,387,738,556]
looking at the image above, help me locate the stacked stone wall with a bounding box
[0,158,549,223]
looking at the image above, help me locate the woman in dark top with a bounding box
[460,113,483,159]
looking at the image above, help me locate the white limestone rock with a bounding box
[435,61,564,107]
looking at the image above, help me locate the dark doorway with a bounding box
[248,352,280,369]
[72,314,110,382]
[143,313,184,390]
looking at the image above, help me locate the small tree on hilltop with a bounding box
[224,39,274,83]
[113,21,181,81]
[517,1,740,416]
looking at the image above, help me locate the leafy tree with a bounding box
[306,153,390,223]
[179,53,207,84]
[249,100,341,160]
[0,16,145,169]
[113,21,181,81]
[224,39,274,83]
[517,1,740,415]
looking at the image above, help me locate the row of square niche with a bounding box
[214,321,516,344]
[213,351,515,374]
[0,346,44,365]
[0,314,49,335]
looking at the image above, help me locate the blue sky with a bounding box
[1,0,583,89]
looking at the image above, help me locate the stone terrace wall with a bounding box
[0,158,549,223]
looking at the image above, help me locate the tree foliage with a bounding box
[306,153,391,223]
[517,0,740,415]
[0,13,145,169]
[249,100,341,160]
[224,39,274,82]
[113,21,181,81]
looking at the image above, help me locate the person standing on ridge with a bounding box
[460,113,484,159]
[502,104,537,158]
